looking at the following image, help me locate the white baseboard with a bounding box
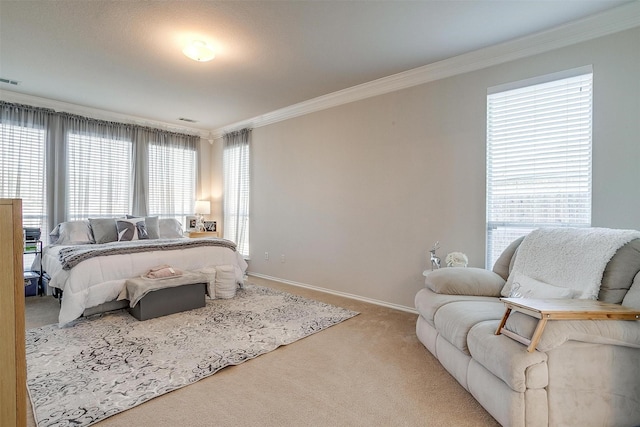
[247,272,418,315]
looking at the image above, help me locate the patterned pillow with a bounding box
[116,219,149,241]
[126,215,160,239]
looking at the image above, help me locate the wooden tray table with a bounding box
[495,298,640,352]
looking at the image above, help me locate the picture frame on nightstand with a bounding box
[186,215,197,231]
[204,221,217,232]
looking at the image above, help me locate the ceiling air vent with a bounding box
[0,77,20,85]
[178,117,198,123]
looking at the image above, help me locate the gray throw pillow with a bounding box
[89,218,119,244]
[158,218,184,239]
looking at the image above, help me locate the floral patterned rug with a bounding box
[26,284,358,427]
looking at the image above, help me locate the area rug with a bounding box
[26,284,359,427]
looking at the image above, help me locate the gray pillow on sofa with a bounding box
[622,271,640,310]
[492,236,525,281]
[425,267,506,296]
[598,238,640,303]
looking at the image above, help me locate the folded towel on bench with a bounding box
[144,264,183,279]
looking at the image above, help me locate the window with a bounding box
[223,129,250,257]
[2,102,200,237]
[67,133,132,220]
[0,123,47,232]
[148,142,196,225]
[486,68,593,268]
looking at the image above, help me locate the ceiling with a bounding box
[0,0,632,133]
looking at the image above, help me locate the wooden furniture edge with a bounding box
[0,199,26,426]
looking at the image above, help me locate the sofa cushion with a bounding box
[468,321,548,392]
[425,267,505,296]
[433,300,505,355]
[622,271,640,310]
[414,287,499,326]
[599,238,640,303]
[492,236,525,280]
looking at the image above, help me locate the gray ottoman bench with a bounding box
[121,272,209,321]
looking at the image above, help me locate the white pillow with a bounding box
[215,264,237,299]
[509,272,577,299]
[116,218,149,241]
[50,220,94,245]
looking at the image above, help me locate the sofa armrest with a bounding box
[505,312,640,352]
[425,267,505,297]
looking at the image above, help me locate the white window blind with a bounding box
[486,70,592,268]
[67,133,132,220]
[148,143,196,225]
[0,123,47,231]
[223,142,250,257]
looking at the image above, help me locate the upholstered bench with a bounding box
[120,272,209,321]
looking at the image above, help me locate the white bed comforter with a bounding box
[43,240,248,325]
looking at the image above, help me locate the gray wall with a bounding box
[245,27,640,310]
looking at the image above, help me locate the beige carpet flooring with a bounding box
[24,275,500,427]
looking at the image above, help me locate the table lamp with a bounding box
[194,200,211,232]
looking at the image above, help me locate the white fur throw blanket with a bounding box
[502,227,640,299]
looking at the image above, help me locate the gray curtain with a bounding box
[223,128,250,256]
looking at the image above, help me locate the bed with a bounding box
[41,217,248,325]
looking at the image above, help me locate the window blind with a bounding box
[486,71,592,268]
[0,123,47,231]
[148,143,196,225]
[67,133,132,220]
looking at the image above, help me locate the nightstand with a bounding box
[187,231,219,238]
[24,240,43,296]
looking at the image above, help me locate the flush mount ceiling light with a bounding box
[182,40,215,62]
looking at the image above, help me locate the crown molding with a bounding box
[0,90,210,138]
[212,1,640,139]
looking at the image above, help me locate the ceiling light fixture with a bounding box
[182,40,215,62]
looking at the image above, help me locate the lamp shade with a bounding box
[195,200,211,215]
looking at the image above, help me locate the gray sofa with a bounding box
[414,235,640,427]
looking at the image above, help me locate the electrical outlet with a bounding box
[281,254,285,263]
[264,252,269,261]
